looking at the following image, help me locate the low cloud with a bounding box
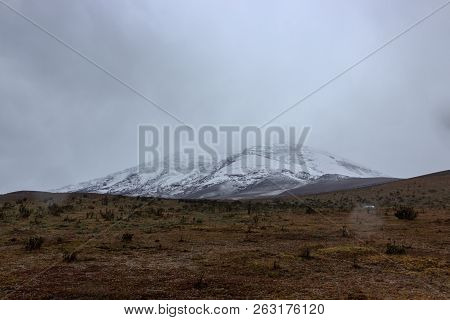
[0,0,449,193]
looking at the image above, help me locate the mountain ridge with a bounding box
[55,145,384,198]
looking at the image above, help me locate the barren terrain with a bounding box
[0,171,449,299]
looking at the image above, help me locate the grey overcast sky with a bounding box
[1,0,450,194]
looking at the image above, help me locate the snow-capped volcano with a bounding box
[56,145,383,199]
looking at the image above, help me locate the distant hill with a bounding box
[280,170,450,208]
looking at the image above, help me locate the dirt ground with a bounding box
[0,173,449,299]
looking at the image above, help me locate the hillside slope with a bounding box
[56,145,383,198]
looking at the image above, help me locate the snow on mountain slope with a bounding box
[55,145,383,198]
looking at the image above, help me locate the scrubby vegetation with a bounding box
[47,203,64,216]
[121,233,134,242]
[394,206,418,220]
[385,242,407,255]
[299,247,313,259]
[24,236,44,251]
[18,205,32,219]
[62,250,77,263]
[0,178,448,299]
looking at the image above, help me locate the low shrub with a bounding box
[63,250,77,263]
[18,205,32,219]
[272,260,281,270]
[193,273,207,289]
[305,206,317,214]
[386,242,407,255]
[394,207,417,220]
[25,236,44,251]
[121,233,134,242]
[101,210,114,221]
[48,203,63,216]
[342,225,351,237]
[300,247,313,259]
